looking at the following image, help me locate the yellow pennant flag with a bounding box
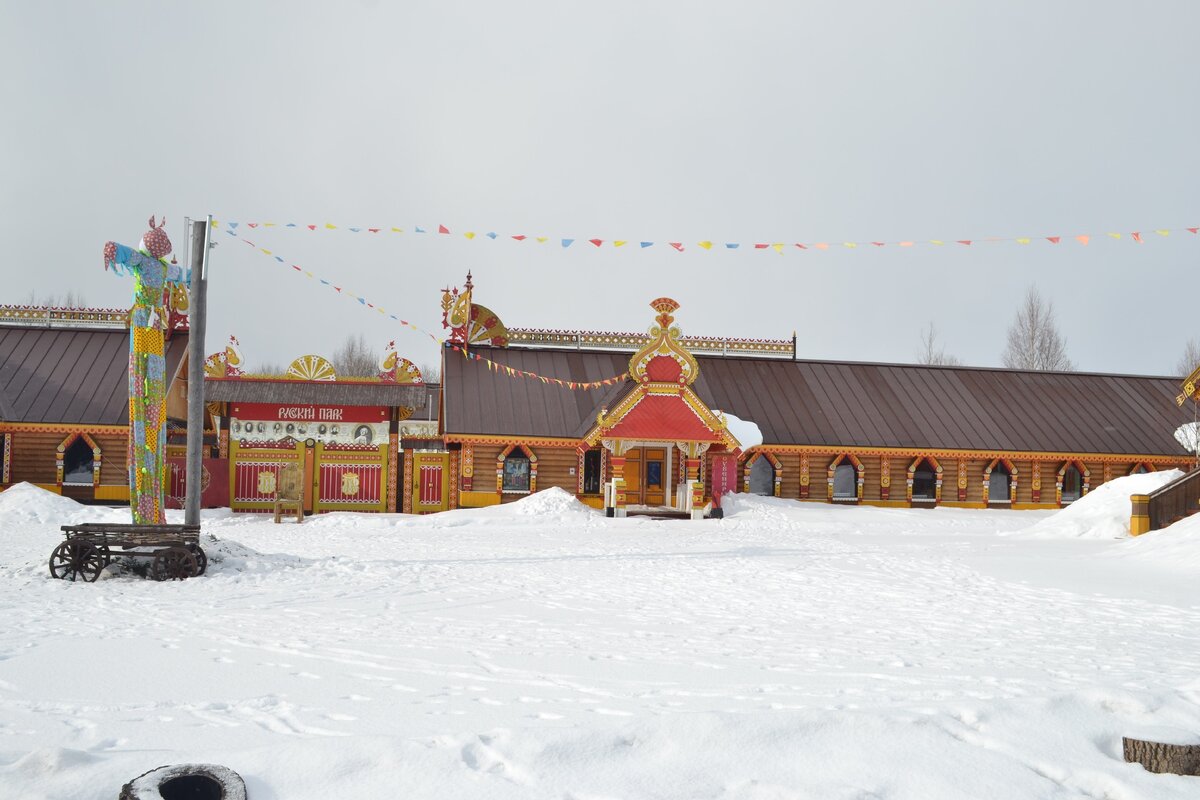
[843,242,858,248]
[699,241,713,250]
[930,240,944,246]
[1016,238,1031,245]
[391,227,403,233]
[210,219,219,227]
[261,248,272,255]
[264,222,276,227]
[536,236,548,243]
[304,271,314,278]
[614,240,627,247]
[1107,232,1121,239]
[464,232,476,240]
[325,223,337,229]
[772,243,785,253]
[1155,229,1170,236]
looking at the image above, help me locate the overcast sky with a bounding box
[2,1,1197,378]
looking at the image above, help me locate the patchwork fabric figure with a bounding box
[103,216,188,523]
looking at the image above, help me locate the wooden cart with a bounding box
[49,523,206,582]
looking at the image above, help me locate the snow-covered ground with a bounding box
[2,480,1200,799]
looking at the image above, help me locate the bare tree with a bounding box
[246,362,285,377]
[419,362,442,384]
[916,322,962,366]
[1001,286,1075,371]
[331,334,379,378]
[1175,338,1200,377]
[26,290,87,308]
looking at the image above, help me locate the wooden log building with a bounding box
[3,284,1193,517]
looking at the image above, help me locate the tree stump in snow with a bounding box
[119,763,246,799]
[1123,737,1200,776]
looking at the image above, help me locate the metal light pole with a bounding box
[184,216,212,526]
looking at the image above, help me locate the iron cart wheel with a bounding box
[152,547,199,581]
[188,544,208,576]
[48,540,106,582]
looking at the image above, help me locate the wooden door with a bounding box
[302,444,316,514]
[623,448,643,505]
[411,451,450,513]
[643,447,666,506]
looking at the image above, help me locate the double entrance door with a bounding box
[622,447,668,507]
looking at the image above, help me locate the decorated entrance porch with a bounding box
[585,298,741,519]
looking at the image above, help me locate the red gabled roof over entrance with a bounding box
[599,392,723,443]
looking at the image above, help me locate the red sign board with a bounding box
[709,453,739,506]
[230,403,389,424]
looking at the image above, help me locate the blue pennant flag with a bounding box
[349,228,362,233]
[286,223,297,227]
[562,238,574,248]
[228,222,238,229]
[274,256,284,262]
[357,297,367,305]
[415,227,426,233]
[486,232,497,239]
[640,242,653,248]
[319,279,330,285]
[725,243,740,249]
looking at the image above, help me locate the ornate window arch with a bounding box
[742,451,782,497]
[1128,462,1155,476]
[982,458,1017,504]
[56,432,101,488]
[1056,460,1089,505]
[497,443,537,494]
[827,454,864,501]
[907,455,942,503]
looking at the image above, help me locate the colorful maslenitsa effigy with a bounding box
[103,217,188,523]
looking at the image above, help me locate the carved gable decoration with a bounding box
[586,298,739,451]
[628,298,700,387]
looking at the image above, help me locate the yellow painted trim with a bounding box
[95,485,130,501]
[34,483,61,494]
[1012,502,1060,511]
[939,501,987,510]
[858,500,913,509]
[577,494,604,509]
[445,434,581,448]
[754,443,1189,465]
[0,422,128,434]
[459,490,501,508]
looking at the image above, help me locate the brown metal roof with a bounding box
[205,377,431,410]
[0,324,188,426]
[443,345,1191,456]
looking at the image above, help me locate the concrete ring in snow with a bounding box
[119,763,247,800]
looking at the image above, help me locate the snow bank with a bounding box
[1020,470,1183,539]
[0,482,91,525]
[1111,503,1200,571]
[500,486,596,516]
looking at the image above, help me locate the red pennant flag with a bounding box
[368,228,380,233]
[333,286,342,292]
[1188,228,1199,234]
[512,234,527,241]
[1131,231,1143,243]
[438,224,450,234]
[247,223,258,228]
[1046,236,1060,244]
[307,224,316,230]
[291,265,301,271]
[794,243,807,249]
[669,242,684,251]
[754,243,768,249]
[956,240,972,246]
[589,239,603,247]
[871,242,885,247]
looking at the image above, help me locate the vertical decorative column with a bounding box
[686,457,702,515]
[401,450,413,514]
[879,456,890,500]
[461,442,474,492]
[1031,462,1042,503]
[1102,463,1112,485]
[610,454,627,516]
[1129,494,1151,536]
[218,411,230,459]
[448,451,459,510]
[957,459,968,502]
[799,453,810,499]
